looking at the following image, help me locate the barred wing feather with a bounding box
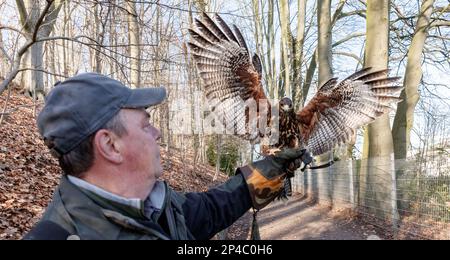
[188,13,269,140]
[297,68,402,156]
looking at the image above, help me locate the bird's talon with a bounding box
[266,148,282,156]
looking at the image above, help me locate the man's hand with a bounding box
[271,148,313,175]
[238,147,313,210]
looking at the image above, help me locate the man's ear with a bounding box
[93,129,123,164]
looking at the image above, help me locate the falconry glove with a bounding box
[239,148,312,210]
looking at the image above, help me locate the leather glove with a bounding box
[239,148,312,210]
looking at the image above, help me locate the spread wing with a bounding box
[297,68,402,155]
[188,13,269,140]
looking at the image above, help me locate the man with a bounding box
[24,73,310,240]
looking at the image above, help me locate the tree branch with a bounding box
[40,0,65,37]
[0,45,12,63]
[338,9,366,19]
[333,32,366,47]
[32,0,54,41]
[430,20,450,27]
[15,0,29,31]
[332,0,348,26]
[333,51,364,65]
[434,4,450,13]
[16,68,69,78]
[0,1,55,96]
[0,25,27,36]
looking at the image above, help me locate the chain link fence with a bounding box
[292,155,450,239]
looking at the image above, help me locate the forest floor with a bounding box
[257,195,389,240]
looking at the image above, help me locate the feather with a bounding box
[188,12,268,142]
[215,14,239,43]
[232,24,249,55]
[298,68,402,155]
[201,13,229,41]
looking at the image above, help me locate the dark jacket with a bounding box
[24,172,252,240]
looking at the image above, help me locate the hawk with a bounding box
[188,13,402,195]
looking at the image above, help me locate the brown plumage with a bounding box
[188,13,402,157]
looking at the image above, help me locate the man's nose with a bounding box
[153,127,161,141]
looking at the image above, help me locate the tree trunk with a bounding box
[278,46,285,98]
[109,1,117,77]
[126,0,141,88]
[16,0,64,99]
[268,0,276,99]
[93,3,102,73]
[365,1,393,159]
[362,0,399,227]
[252,0,276,99]
[392,0,435,160]
[214,135,222,181]
[62,0,69,76]
[30,41,44,97]
[0,33,9,78]
[293,0,307,109]
[303,1,346,104]
[317,0,333,86]
[48,40,56,84]
[303,49,317,104]
[279,0,292,97]
[316,0,333,164]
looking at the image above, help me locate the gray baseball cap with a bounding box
[37,73,166,158]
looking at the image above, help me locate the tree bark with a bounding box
[364,0,393,159]
[302,0,347,103]
[126,0,141,88]
[279,0,292,97]
[16,0,64,99]
[392,0,435,160]
[362,0,399,227]
[317,0,333,86]
[0,33,8,78]
[252,0,277,99]
[268,0,276,99]
[315,0,334,165]
[0,0,62,97]
[293,0,307,109]
[93,3,102,73]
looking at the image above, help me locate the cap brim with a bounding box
[123,87,167,109]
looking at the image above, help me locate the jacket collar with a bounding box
[67,175,166,220]
[57,176,170,239]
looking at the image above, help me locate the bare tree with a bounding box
[0,29,10,78]
[317,0,333,86]
[361,0,399,226]
[392,0,436,160]
[0,0,63,97]
[252,0,277,99]
[279,0,292,98]
[126,0,141,88]
[302,0,351,104]
[292,0,307,109]
[315,0,333,164]
[16,0,64,99]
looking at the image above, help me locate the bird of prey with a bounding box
[188,13,402,196]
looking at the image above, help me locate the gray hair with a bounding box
[58,111,127,177]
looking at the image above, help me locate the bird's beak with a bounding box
[282,104,291,111]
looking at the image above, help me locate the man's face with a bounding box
[119,109,163,181]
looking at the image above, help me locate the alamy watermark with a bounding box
[169,91,281,145]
